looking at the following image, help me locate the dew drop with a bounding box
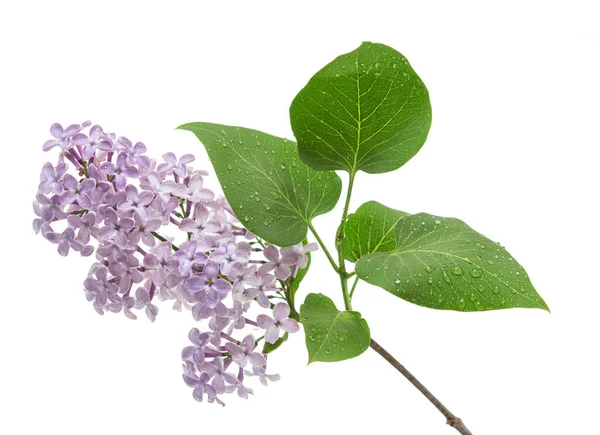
[470,268,482,278]
[451,266,463,276]
[442,271,451,283]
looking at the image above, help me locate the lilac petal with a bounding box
[138,191,154,206]
[257,291,270,308]
[280,318,300,333]
[122,166,139,178]
[45,232,63,243]
[249,352,266,368]
[192,386,204,402]
[62,174,78,191]
[50,123,64,139]
[224,342,244,358]
[136,288,150,303]
[57,240,70,256]
[143,253,159,268]
[163,152,177,166]
[280,250,299,265]
[43,139,58,151]
[55,163,68,179]
[179,154,195,164]
[264,325,280,344]
[263,244,279,263]
[203,261,220,279]
[186,275,207,292]
[146,304,158,322]
[119,217,135,232]
[179,218,197,232]
[275,264,291,280]
[99,162,116,175]
[72,133,89,146]
[273,302,291,321]
[64,124,81,136]
[304,242,318,252]
[241,335,255,352]
[256,314,274,329]
[222,372,237,384]
[80,245,94,256]
[258,263,276,275]
[182,346,196,360]
[212,279,232,295]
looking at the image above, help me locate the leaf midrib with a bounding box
[192,125,323,225]
[310,311,343,362]
[392,248,545,308]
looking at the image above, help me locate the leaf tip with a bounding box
[176,123,194,132]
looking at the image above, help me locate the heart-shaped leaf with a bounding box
[300,293,370,363]
[179,123,342,247]
[290,42,432,175]
[356,213,549,311]
[343,201,408,262]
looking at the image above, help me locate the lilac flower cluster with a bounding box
[34,122,317,405]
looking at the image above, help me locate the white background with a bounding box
[1,1,598,434]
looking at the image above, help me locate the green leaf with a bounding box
[178,123,342,246]
[343,201,409,262]
[300,293,370,363]
[356,213,549,312]
[290,41,432,175]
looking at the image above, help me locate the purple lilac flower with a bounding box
[157,152,195,178]
[100,152,139,190]
[34,121,314,405]
[182,328,210,364]
[281,242,318,269]
[257,303,300,344]
[224,335,266,369]
[42,123,81,151]
[178,204,221,237]
[211,241,249,274]
[39,162,68,194]
[118,137,151,169]
[246,272,276,308]
[174,240,208,275]
[60,174,94,208]
[117,185,155,217]
[260,244,299,280]
[72,125,113,159]
[98,208,135,247]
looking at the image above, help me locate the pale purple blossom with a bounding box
[174,240,208,275]
[72,125,113,159]
[158,152,195,178]
[260,244,299,280]
[98,208,135,247]
[211,241,249,274]
[100,152,139,189]
[39,162,68,194]
[117,185,155,217]
[43,123,81,151]
[257,303,300,344]
[224,335,266,369]
[281,242,318,269]
[34,121,314,406]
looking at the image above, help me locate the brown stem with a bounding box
[370,338,473,435]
